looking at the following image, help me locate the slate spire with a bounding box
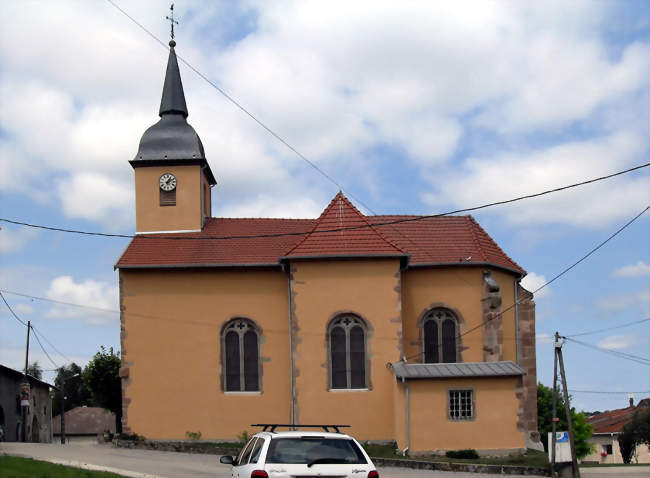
[159,40,188,118]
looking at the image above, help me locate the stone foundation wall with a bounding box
[517,284,539,446]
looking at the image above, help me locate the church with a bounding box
[115,39,539,454]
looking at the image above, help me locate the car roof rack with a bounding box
[251,424,351,433]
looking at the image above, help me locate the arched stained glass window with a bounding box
[329,315,368,389]
[422,308,458,363]
[222,319,260,392]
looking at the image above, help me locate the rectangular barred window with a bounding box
[449,389,473,420]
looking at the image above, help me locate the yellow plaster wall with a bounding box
[402,267,517,363]
[403,377,525,452]
[201,174,211,221]
[134,165,203,233]
[290,259,402,441]
[120,268,291,440]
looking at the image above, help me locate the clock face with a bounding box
[159,173,177,191]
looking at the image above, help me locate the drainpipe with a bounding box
[285,263,296,430]
[402,377,410,456]
[514,280,520,364]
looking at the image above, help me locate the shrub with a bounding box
[445,449,480,459]
[237,430,250,444]
[185,431,202,441]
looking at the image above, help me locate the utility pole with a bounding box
[551,332,559,477]
[60,378,66,444]
[21,321,31,442]
[552,332,581,478]
[60,372,79,444]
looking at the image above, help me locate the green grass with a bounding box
[0,456,130,478]
[580,462,650,467]
[361,444,550,468]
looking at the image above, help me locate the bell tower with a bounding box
[130,39,216,234]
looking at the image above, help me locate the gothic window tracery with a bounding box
[328,315,368,389]
[423,308,458,363]
[222,318,260,392]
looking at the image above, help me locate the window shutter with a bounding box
[225,331,240,391]
[349,326,366,388]
[243,330,259,391]
[330,327,347,389]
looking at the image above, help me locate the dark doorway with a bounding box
[0,405,4,441]
[31,416,39,442]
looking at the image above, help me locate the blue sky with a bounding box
[1,0,649,414]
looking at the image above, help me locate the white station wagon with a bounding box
[219,424,379,478]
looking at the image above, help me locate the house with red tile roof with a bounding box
[581,398,650,464]
[53,406,116,444]
[114,40,539,454]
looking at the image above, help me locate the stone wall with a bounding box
[517,284,540,448]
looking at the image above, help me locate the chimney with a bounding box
[628,393,634,407]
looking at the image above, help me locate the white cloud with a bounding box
[56,173,134,228]
[421,131,650,228]
[45,276,118,325]
[536,333,554,345]
[216,193,324,219]
[597,288,650,313]
[521,272,551,299]
[13,303,34,315]
[0,226,38,253]
[2,0,647,232]
[597,334,640,351]
[613,261,650,278]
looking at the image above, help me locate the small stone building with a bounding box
[0,364,53,442]
[582,398,650,464]
[53,406,116,443]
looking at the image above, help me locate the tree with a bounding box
[84,346,122,433]
[53,363,92,414]
[26,361,42,380]
[618,409,650,464]
[537,383,594,458]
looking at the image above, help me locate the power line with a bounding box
[104,0,373,211]
[0,290,117,316]
[462,204,649,338]
[4,204,649,352]
[0,290,28,326]
[30,326,59,370]
[30,324,75,365]
[1,290,73,367]
[2,162,649,242]
[566,318,650,338]
[404,204,650,360]
[3,204,648,362]
[564,337,650,366]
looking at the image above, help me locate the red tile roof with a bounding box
[285,192,405,258]
[588,400,650,434]
[116,192,524,275]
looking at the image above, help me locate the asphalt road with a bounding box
[3,443,649,478]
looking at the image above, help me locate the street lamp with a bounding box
[60,373,80,445]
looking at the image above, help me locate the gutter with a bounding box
[284,263,296,430]
[515,279,520,364]
[402,376,410,456]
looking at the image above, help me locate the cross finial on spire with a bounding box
[166,3,179,47]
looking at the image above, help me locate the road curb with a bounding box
[372,457,550,476]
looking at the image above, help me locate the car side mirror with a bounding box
[220,455,235,465]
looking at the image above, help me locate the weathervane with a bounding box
[166,3,179,46]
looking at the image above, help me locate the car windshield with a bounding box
[265,437,367,465]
